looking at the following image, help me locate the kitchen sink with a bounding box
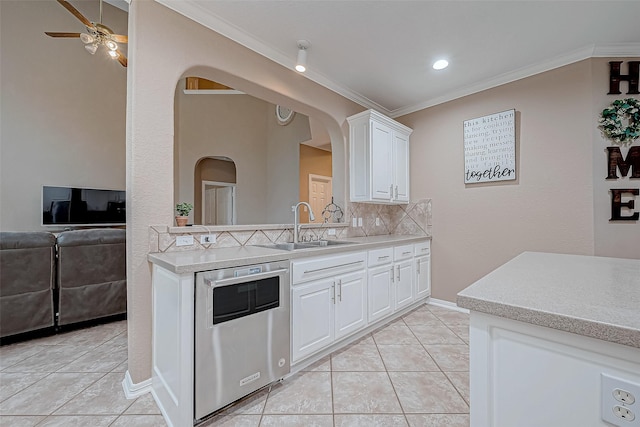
[256,240,355,251]
[256,242,317,251]
[305,240,355,247]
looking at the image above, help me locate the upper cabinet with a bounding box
[348,110,413,204]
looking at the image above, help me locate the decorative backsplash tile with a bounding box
[148,198,431,254]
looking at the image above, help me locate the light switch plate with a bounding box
[327,228,336,236]
[358,217,363,227]
[176,235,194,246]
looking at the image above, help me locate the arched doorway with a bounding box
[194,157,236,225]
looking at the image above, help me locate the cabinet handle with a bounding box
[303,260,363,275]
[331,282,335,304]
[417,261,421,274]
[396,265,401,282]
[402,251,412,256]
[395,185,398,199]
[390,267,394,283]
[390,184,394,200]
[338,279,342,302]
[378,255,390,261]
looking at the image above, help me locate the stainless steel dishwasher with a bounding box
[194,260,290,421]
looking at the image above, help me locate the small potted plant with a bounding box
[175,202,193,227]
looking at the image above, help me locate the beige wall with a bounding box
[128,0,362,384]
[0,1,127,231]
[400,60,597,303]
[175,89,312,225]
[175,88,269,225]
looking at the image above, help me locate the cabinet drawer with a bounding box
[414,240,430,256]
[292,251,366,285]
[368,247,393,267]
[394,244,414,261]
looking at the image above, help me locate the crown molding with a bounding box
[391,43,639,118]
[151,1,638,118]
[154,0,389,115]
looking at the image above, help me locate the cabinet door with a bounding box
[395,259,414,310]
[368,264,393,323]
[292,279,334,362]
[393,131,410,202]
[335,271,367,340]
[415,256,431,300]
[370,121,394,201]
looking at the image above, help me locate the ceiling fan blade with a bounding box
[116,51,128,68]
[56,0,93,28]
[110,34,128,44]
[45,32,81,38]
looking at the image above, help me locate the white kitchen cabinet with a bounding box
[414,240,431,300]
[291,252,367,363]
[367,244,415,322]
[414,256,431,300]
[291,278,335,362]
[367,264,394,323]
[334,270,367,340]
[348,109,413,204]
[394,259,414,310]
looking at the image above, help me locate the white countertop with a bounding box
[457,252,640,348]
[148,234,429,274]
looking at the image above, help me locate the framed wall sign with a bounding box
[463,109,516,184]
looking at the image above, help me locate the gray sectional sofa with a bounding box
[0,229,126,339]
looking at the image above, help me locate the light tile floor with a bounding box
[0,304,470,427]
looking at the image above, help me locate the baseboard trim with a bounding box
[122,370,152,399]
[428,297,470,314]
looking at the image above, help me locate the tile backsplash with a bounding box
[149,198,431,254]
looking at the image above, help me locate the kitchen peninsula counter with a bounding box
[148,234,430,274]
[457,251,640,348]
[457,252,640,427]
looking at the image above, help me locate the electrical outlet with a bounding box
[327,228,336,236]
[352,217,357,227]
[200,234,216,244]
[613,406,636,422]
[176,235,194,246]
[602,373,640,426]
[375,217,380,226]
[358,217,363,227]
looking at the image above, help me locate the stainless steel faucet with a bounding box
[292,202,315,243]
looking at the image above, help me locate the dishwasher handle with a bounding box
[207,268,288,287]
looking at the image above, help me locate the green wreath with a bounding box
[599,98,640,146]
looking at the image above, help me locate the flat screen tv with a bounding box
[42,185,126,226]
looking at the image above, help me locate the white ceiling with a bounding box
[152,1,639,117]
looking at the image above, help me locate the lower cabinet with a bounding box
[368,264,393,323]
[292,269,366,363]
[292,240,430,364]
[395,259,414,310]
[291,278,335,361]
[415,255,431,299]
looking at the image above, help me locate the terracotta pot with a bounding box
[175,216,188,227]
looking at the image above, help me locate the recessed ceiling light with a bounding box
[433,59,449,70]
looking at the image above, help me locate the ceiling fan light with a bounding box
[108,50,118,58]
[84,43,98,55]
[105,40,118,51]
[79,33,94,44]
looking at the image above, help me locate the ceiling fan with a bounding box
[45,0,128,67]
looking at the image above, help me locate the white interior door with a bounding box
[216,186,233,225]
[309,174,332,223]
[202,181,236,225]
